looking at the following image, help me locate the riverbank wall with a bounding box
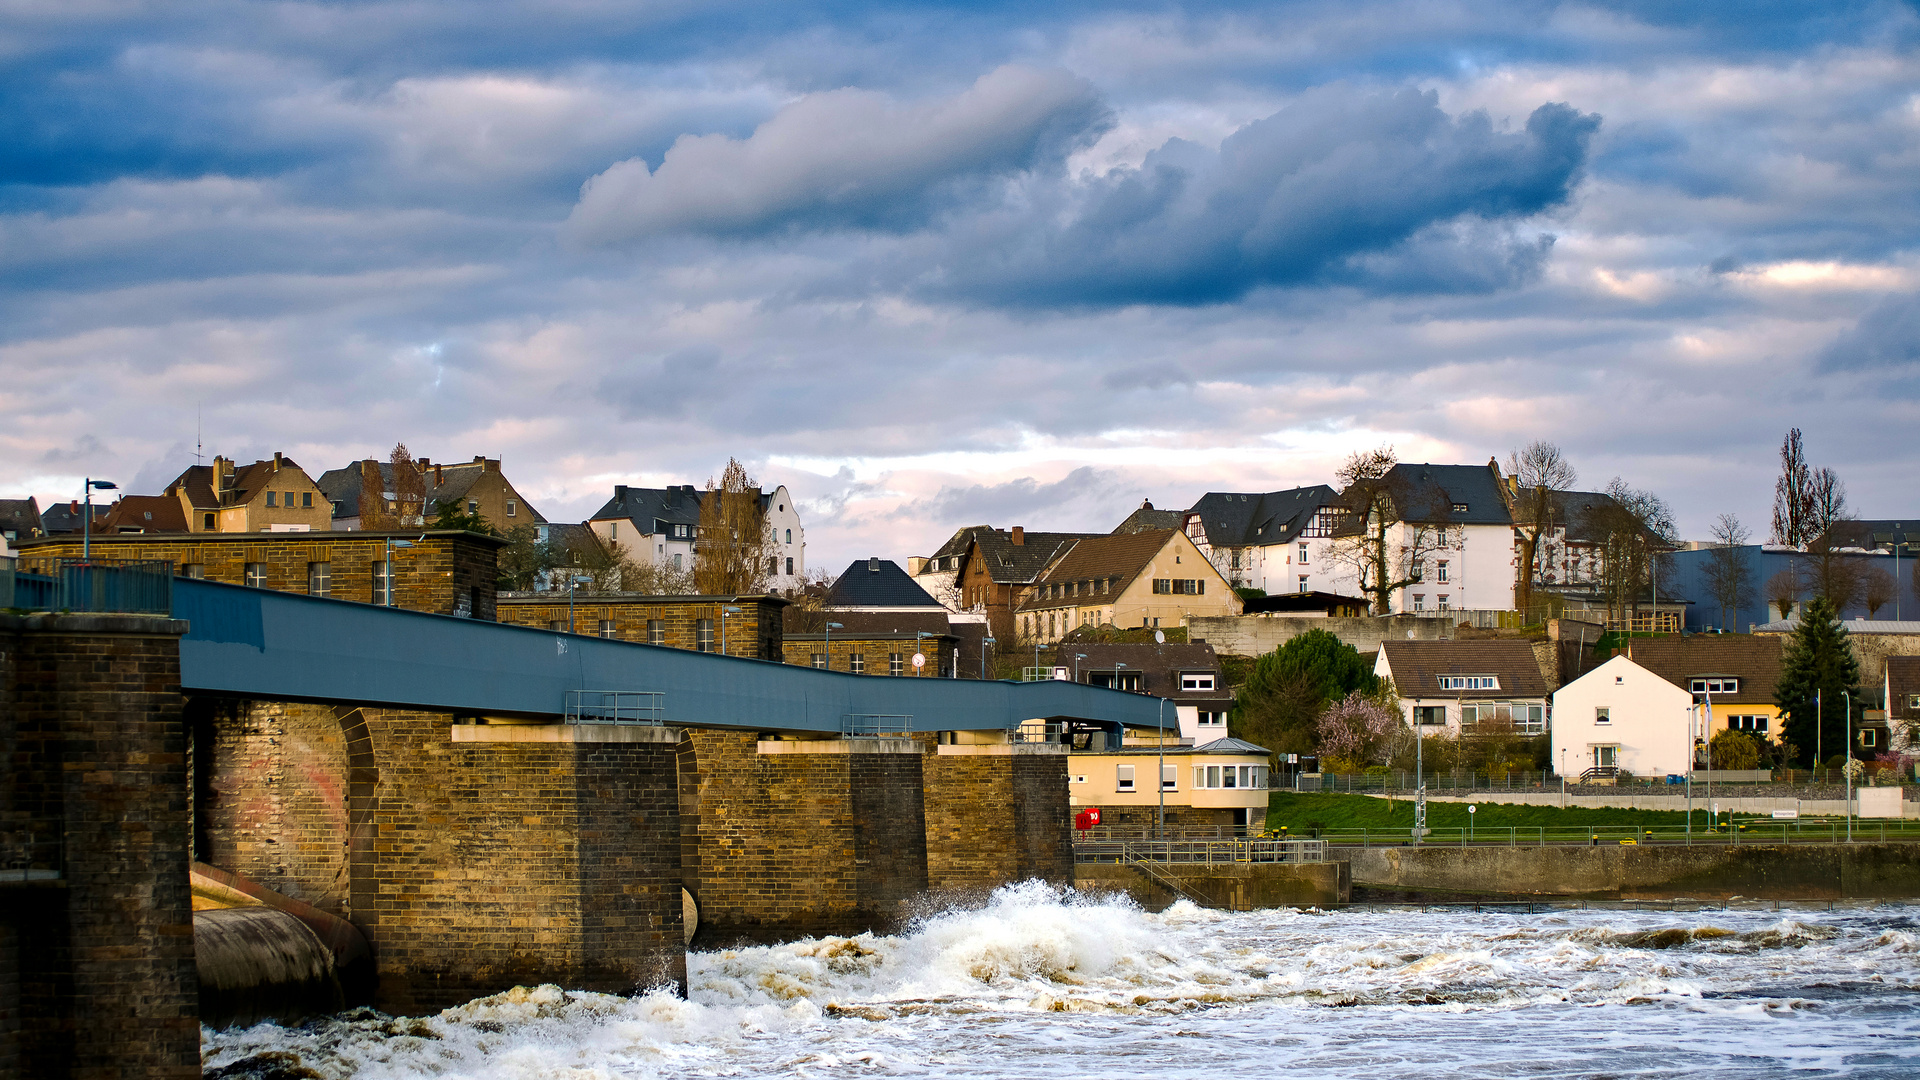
[1343,842,1920,900]
[1074,861,1350,910]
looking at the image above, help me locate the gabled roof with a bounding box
[0,497,42,539]
[1514,486,1668,547]
[1019,529,1197,612]
[1818,519,1920,552]
[317,458,546,524]
[1191,737,1272,755]
[1187,486,1341,547]
[101,494,188,533]
[167,456,312,512]
[1369,463,1514,527]
[967,528,1100,585]
[588,484,704,533]
[1379,640,1549,698]
[39,501,108,534]
[826,558,944,608]
[1053,641,1232,702]
[1618,636,1782,706]
[929,525,996,562]
[1113,500,1184,535]
[788,608,950,636]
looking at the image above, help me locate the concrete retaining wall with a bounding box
[1345,842,1920,900]
[1424,792,1920,818]
[1074,861,1350,910]
[1189,615,1453,657]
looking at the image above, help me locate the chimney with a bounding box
[473,455,485,464]
[869,557,880,572]
[614,484,628,501]
[434,464,443,485]
[273,451,283,471]
[1011,526,1025,546]
[213,456,230,497]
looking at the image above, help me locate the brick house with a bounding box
[932,526,1099,646]
[496,592,786,660]
[316,455,546,533]
[18,530,504,619]
[1015,528,1239,644]
[164,453,332,533]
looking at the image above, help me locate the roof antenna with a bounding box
[195,403,204,464]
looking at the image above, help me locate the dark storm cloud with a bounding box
[1821,293,1920,372]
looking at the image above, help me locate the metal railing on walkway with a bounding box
[1073,838,1327,865]
[841,713,913,737]
[564,690,665,724]
[1314,818,1920,849]
[2,556,172,614]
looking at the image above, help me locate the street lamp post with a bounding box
[825,621,843,670]
[1074,652,1087,683]
[82,478,117,559]
[383,537,415,607]
[1157,697,1169,841]
[1844,689,1854,842]
[721,605,743,655]
[566,574,590,631]
[981,636,995,680]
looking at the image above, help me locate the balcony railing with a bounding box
[2,556,173,615]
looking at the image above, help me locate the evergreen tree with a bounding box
[1774,595,1862,765]
[1230,629,1380,756]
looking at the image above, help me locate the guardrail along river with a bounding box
[202,881,1920,1078]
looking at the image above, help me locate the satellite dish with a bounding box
[1154,630,1165,644]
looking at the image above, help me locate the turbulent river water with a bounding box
[201,883,1920,1079]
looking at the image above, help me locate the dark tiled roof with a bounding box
[1113,501,1185,535]
[1187,486,1340,546]
[1820,519,1920,551]
[1105,738,1271,756]
[1052,641,1232,703]
[930,525,995,561]
[826,559,943,608]
[169,457,309,511]
[1240,591,1371,615]
[588,484,766,535]
[1373,463,1514,527]
[1620,636,1783,706]
[39,501,108,534]
[1513,486,1667,547]
[1018,530,1179,611]
[318,459,546,524]
[1381,641,1549,698]
[102,495,188,533]
[0,497,42,539]
[968,528,1100,585]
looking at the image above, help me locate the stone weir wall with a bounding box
[193,702,687,1015]
[680,734,1074,945]
[0,614,201,1079]
[1346,842,1920,901]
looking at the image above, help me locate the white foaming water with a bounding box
[203,881,1920,1078]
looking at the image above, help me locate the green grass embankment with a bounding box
[1267,791,1719,833]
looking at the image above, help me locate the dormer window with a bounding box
[1437,675,1498,691]
[1181,673,1215,691]
[1690,677,1739,694]
[1452,503,1468,513]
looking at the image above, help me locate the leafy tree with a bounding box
[496,523,548,591]
[1230,629,1379,756]
[1775,596,1862,765]
[1507,440,1577,617]
[1701,513,1755,631]
[1708,728,1760,771]
[1314,686,1405,771]
[429,499,494,534]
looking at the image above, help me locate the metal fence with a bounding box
[841,713,914,737]
[564,690,666,724]
[1073,838,1327,865]
[1316,818,1920,849]
[2,556,173,614]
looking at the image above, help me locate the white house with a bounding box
[1375,640,1551,737]
[589,482,805,591]
[1550,654,1701,779]
[1181,486,1346,596]
[1369,462,1517,615]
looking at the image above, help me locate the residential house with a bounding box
[0,497,42,552]
[947,526,1101,645]
[1613,636,1784,745]
[1112,499,1184,535]
[1375,640,1552,737]
[100,494,189,534]
[1015,528,1239,644]
[589,483,806,592]
[39,500,109,536]
[1065,735,1273,832]
[1550,654,1701,779]
[164,454,331,533]
[1239,591,1371,617]
[1887,656,1920,754]
[1336,461,1517,614]
[1182,486,1344,596]
[317,455,546,533]
[786,558,962,675]
[1051,641,1235,742]
[1507,484,1682,624]
[496,592,786,660]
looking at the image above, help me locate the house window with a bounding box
[306,561,330,597]
[204,513,216,529]
[182,563,205,579]
[265,492,276,508]
[1299,543,1309,564]
[812,652,826,669]
[1689,677,1740,694]
[244,563,267,588]
[1729,715,1769,733]
[1414,706,1446,726]
[1410,562,1424,582]
[1595,707,1611,725]
[1438,595,1449,611]
[1451,504,1468,514]
[1163,764,1177,791]
[695,619,714,652]
[1461,703,1479,725]
[506,500,517,517]
[672,553,683,571]
[785,529,792,543]
[1181,673,1215,691]
[332,501,344,517]
[890,652,904,676]
[1436,561,1449,583]
[598,620,616,639]
[1299,575,1309,593]
[1153,579,1169,594]
[647,619,665,645]
[1909,694,1920,710]
[468,500,479,515]
[549,620,565,631]
[850,653,865,674]
[611,522,619,539]
[1412,594,1425,611]
[1229,549,1242,570]
[1861,729,1878,748]
[1437,675,1499,690]
[372,561,393,605]
[1197,711,1225,727]
[1116,765,1135,792]
[786,557,794,575]
[301,492,312,508]
[1519,704,1547,735]
[1435,527,1448,545]
[769,556,779,576]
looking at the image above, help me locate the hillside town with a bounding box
[8,429,1916,825]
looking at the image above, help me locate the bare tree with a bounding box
[1506,440,1577,617]
[1592,478,1675,627]
[1864,566,1896,618]
[1325,446,1458,615]
[694,458,777,595]
[1771,428,1816,548]
[357,458,394,530]
[1701,513,1755,631]
[1802,466,1861,609]
[1767,568,1801,621]
[390,443,426,528]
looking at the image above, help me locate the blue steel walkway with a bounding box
[173,578,1170,734]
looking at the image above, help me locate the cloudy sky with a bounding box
[4,1,1917,571]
